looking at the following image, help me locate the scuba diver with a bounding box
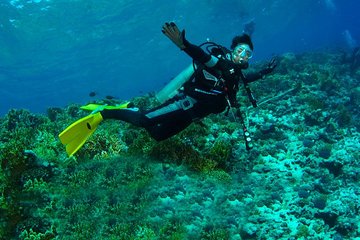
[243,19,256,36]
[59,22,277,156]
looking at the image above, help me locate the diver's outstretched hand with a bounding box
[260,57,277,76]
[162,22,186,50]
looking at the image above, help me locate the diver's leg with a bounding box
[143,96,196,140]
[146,116,192,141]
[100,95,197,141]
[100,108,149,127]
[99,98,187,127]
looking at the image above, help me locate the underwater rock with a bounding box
[314,211,338,228]
[240,223,258,239]
[317,144,332,159]
[253,164,271,173]
[301,137,316,148]
[274,141,287,151]
[304,112,322,126]
[271,192,282,202]
[335,218,358,237]
[332,234,345,240]
[319,161,343,177]
[297,186,311,199]
[312,195,327,209]
[259,124,276,135]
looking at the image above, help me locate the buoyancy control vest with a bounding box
[156,42,255,106]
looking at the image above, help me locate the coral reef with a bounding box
[1,50,359,239]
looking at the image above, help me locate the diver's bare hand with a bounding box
[162,22,186,50]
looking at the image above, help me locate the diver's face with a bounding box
[232,44,253,64]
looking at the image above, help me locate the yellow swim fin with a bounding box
[80,102,131,111]
[59,112,103,156]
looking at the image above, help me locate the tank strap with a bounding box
[145,96,197,119]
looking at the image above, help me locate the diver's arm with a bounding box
[244,71,263,83]
[244,58,277,83]
[162,22,218,67]
[182,40,219,67]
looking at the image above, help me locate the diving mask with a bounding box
[233,44,253,60]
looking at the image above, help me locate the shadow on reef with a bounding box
[1,49,360,239]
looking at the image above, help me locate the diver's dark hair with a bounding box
[231,34,253,50]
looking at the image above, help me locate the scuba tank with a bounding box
[156,64,195,104]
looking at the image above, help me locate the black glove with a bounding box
[162,22,186,50]
[259,58,277,76]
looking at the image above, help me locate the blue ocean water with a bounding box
[0,0,359,116]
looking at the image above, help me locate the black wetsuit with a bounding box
[100,40,263,141]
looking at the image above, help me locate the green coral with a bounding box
[207,140,232,170]
[206,169,232,182]
[147,136,234,174]
[295,224,310,238]
[201,228,230,240]
[33,130,62,160]
[0,109,56,239]
[159,219,186,240]
[148,138,202,166]
[303,94,326,111]
[124,129,156,156]
[134,226,157,239]
[19,228,56,240]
